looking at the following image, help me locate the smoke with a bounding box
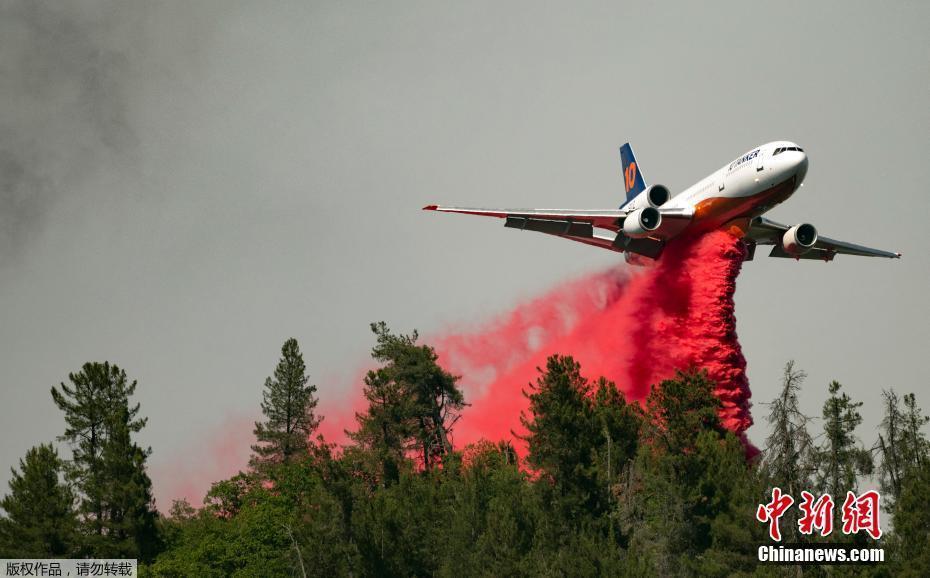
[433,229,753,448]
[0,2,218,264]
[0,2,136,259]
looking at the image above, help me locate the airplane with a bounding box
[423,142,901,265]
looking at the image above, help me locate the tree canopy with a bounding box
[251,338,322,473]
[0,443,76,557]
[2,335,927,577]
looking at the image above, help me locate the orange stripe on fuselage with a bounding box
[689,176,797,236]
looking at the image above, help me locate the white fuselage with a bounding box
[665,141,809,234]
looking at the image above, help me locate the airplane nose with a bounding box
[795,152,809,184]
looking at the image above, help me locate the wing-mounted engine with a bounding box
[623,184,670,211]
[622,207,661,238]
[781,223,818,256]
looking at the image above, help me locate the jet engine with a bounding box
[625,184,670,211]
[622,207,662,238]
[782,223,818,255]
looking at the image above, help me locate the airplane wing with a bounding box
[747,216,901,261]
[422,205,628,231]
[422,204,692,259]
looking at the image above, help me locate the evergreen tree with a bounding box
[683,431,767,577]
[901,393,930,468]
[50,361,155,557]
[446,442,533,577]
[642,369,726,454]
[348,360,414,486]
[520,355,600,523]
[759,361,815,542]
[251,338,321,473]
[349,322,465,476]
[617,370,764,576]
[592,376,643,531]
[878,389,906,506]
[877,390,930,512]
[814,380,872,527]
[520,356,641,528]
[94,405,161,560]
[0,444,77,557]
[888,460,930,577]
[760,361,815,490]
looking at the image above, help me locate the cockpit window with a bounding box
[774,146,803,155]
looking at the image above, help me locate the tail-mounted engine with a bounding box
[624,184,670,211]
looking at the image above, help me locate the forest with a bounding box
[1,323,927,577]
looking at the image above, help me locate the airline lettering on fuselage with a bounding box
[729,149,760,172]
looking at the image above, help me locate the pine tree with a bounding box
[760,362,815,489]
[759,361,815,543]
[888,460,930,576]
[50,364,146,538]
[95,405,160,560]
[592,376,643,525]
[520,355,599,521]
[444,441,532,577]
[877,389,930,511]
[0,444,77,557]
[521,355,593,477]
[618,370,762,576]
[349,322,464,475]
[814,380,872,526]
[50,362,158,559]
[347,361,414,486]
[878,389,906,508]
[251,338,321,473]
[901,393,930,470]
[642,369,726,454]
[519,356,640,531]
[682,431,767,576]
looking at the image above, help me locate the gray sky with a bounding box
[1,1,928,507]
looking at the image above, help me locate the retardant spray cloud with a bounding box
[433,229,753,448]
[157,230,754,505]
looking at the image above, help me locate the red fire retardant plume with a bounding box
[433,230,753,448]
[152,231,754,506]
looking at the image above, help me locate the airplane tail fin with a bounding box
[619,143,647,208]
